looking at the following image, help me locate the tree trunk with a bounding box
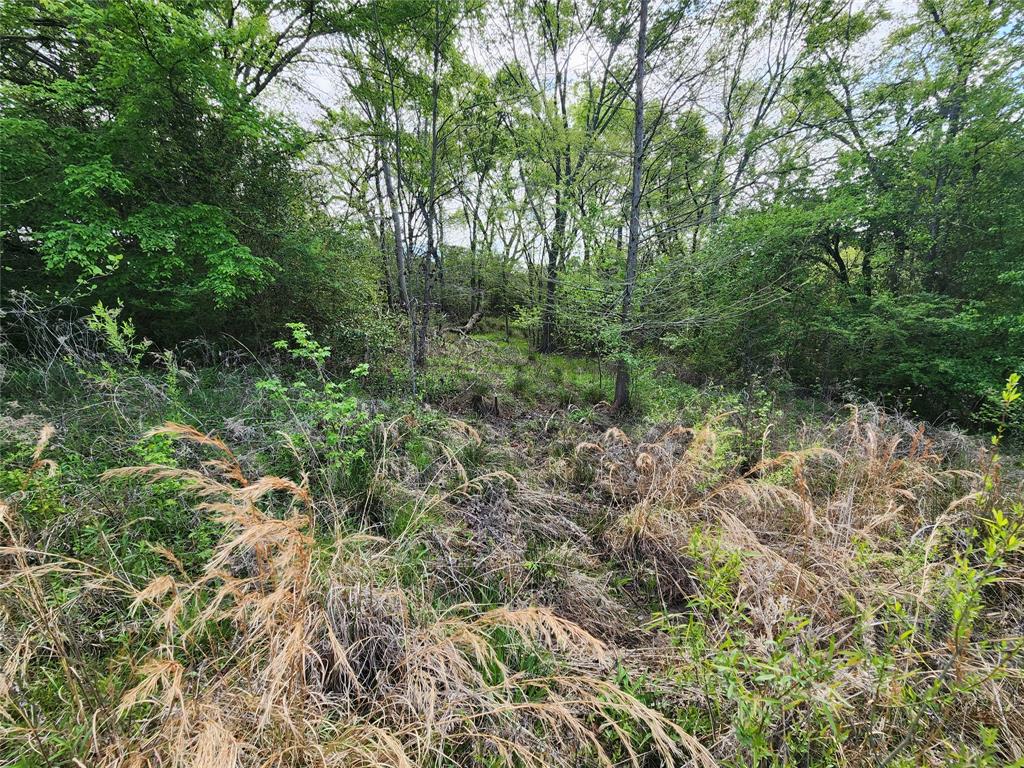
[437,205,445,309]
[612,0,648,412]
[862,231,874,298]
[888,228,906,293]
[371,155,395,310]
[380,152,409,311]
[370,11,417,393]
[448,310,483,334]
[415,1,443,368]
[540,178,566,353]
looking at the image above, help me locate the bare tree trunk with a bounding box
[415,1,443,368]
[539,41,572,355]
[862,230,874,298]
[613,0,649,412]
[464,203,480,314]
[380,151,409,310]
[540,190,565,353]
[437,207,445,317]
[371,153,395,309]
[371,2,417,392]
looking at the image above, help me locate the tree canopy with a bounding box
[3,0,1022,418]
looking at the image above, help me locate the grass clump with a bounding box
[2,420,713,768]
[2,320,1022,767]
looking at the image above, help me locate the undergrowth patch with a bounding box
[2,325,1022,767]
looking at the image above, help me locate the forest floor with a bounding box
[2,325,1023,767]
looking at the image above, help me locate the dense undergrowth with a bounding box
[2,313,1023,767]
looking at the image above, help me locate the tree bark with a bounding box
[448,310,483,334]
[613,0,649,412]
[862,231,874,297]
[415,0,443,368]
[379,151,409,310]
[540,190,566,352]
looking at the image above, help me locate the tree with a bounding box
[496,0,635,351]
[612,0,649,411]
[0,0,359,342]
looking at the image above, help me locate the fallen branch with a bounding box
[447,311,483,335]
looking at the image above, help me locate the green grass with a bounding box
[2,331,1022,768]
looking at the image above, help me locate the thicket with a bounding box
[1,312,1023,766]
[3,0,1024,762]
[3,0,1022,421]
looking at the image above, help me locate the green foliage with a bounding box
[0,0,383,352]
[258,326,379,498]
[3,306,1024,766]
[648,0,1024,421]
[2,0,1024,755]
[3,0,270,314]
[274,322,333,374]
[85,301,151,366]
[666,207,1023,421]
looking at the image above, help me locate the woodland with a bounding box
[1,0,1024,765]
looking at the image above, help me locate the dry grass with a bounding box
[578,408,987,617]
[3,332,1022,767]
[2,422,714,768]
[571,404,1024,764]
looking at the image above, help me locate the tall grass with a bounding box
[2,422,712,767]
[574,403,1023,764]
[2,317,1022,767]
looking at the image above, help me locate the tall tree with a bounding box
[498,0,633,351]
[612,0,649,411]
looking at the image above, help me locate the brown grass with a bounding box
[4,374,1021,767]
[2,423,713,768]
